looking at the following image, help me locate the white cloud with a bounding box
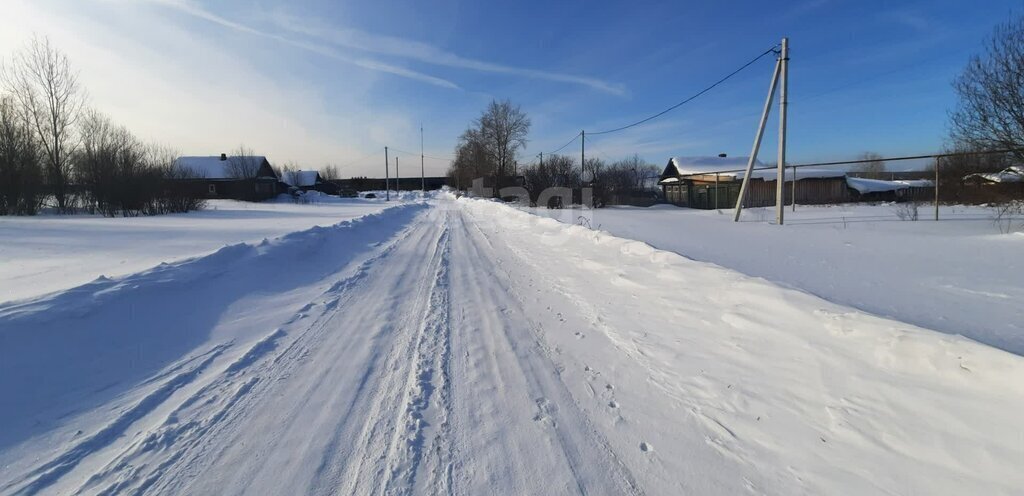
[142,0,460,89]
[271,12,627,96]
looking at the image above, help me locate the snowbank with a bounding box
[527,203,1024,355]
[0,202,429,454]
[459,196,1024,494]
[0,200,398,303]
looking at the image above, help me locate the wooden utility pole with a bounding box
[792,165,797,212]
[420,125,426,193]
[385,146,390,201]
[395,156,400,194]
[581,130,586,179]
[934,156,940,220]
[776,37,789,226]
[734,53,782,221]
[715,173,720,210]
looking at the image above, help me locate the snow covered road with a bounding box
[2,196,1023,495]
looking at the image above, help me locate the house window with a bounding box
[208,184,216,194]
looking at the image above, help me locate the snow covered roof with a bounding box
[779,168,848,181]
[173,156,274,179]
[661,156,846,182]
[668,156,761,177]
[963,166,1024,183]
[282,170,322,187]
[846,177,934,194]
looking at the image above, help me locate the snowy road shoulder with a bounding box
[525,203,1024,355]
[458,197,1024,494]
[0,202,428,460]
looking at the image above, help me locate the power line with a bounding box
[544,131,582,155]
[449,44,780,166]
[587,44,780,136]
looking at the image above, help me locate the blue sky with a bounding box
[1,0,1020,176]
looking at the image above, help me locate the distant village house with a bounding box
[172,154,281,201]
[280,170,340,196]
[659,155,934,208]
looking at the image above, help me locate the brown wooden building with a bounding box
[173,154,281,201]
[659,156,851,209]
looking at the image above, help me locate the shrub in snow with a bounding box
[893,202,919,221]
[990,200,1023,233]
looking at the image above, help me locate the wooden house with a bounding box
[659,156,850,209]
[172,154,281,201]
[282,170,340,195]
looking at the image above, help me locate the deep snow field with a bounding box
[529,202,1024,355]
[1,194,1022,495]
[0,196,393,303]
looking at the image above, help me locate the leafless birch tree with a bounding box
[2,35,86,212]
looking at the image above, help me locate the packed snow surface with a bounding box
[1,196,1022,495]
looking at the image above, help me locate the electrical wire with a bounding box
[544,131,582,155]
[587,44,780,135]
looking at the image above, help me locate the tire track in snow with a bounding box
[168,213,438,495]
[450,206,644,495]
[383,220,454,494]
[335,209,453,495]
[26,211,429,495]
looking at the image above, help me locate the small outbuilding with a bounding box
[282,170,340,195]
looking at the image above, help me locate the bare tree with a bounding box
[75,109,119,214]
[155,145,206,213]
[855,152,887,179]
[1,35,86,212]
[951,15,1024,162]
[522,154,582,206]
[477,99,530,189]
[277,160,301,186]
[320,164,339,181]
[0,95,43,214]
[227,144,261,179]
[447,127,495,191]
[75,110,204,216]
